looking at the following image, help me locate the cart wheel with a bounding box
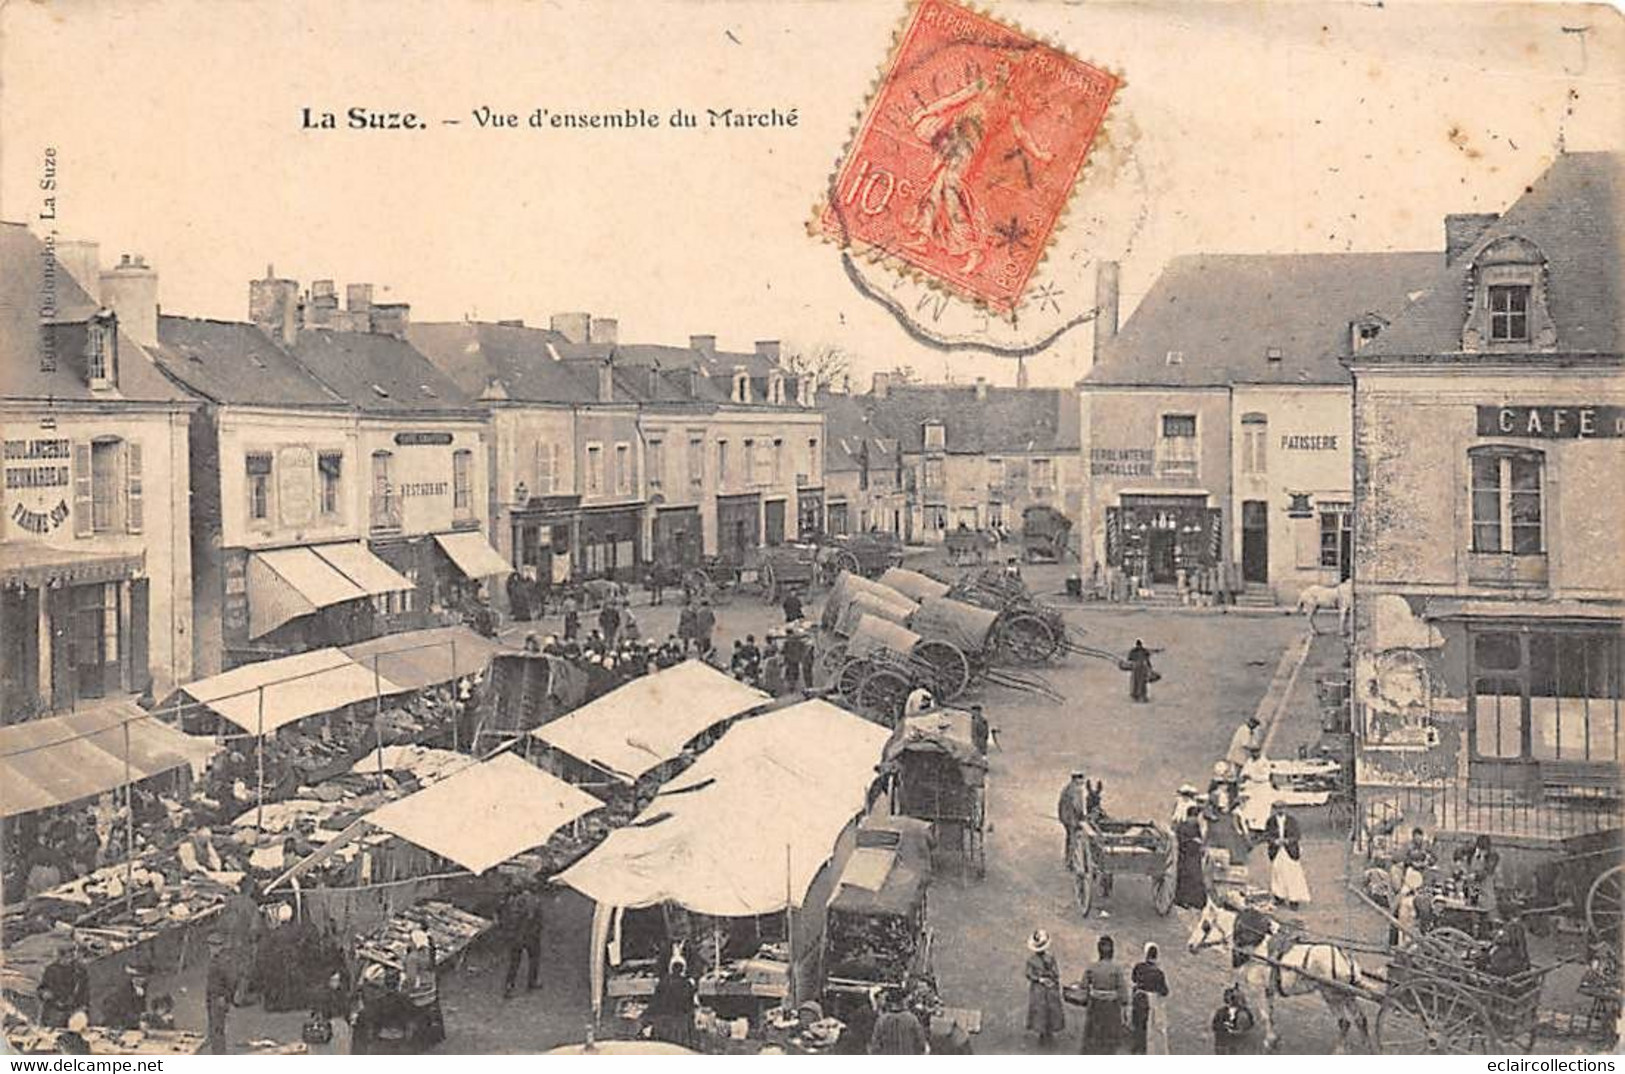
[1587,864,1624,940]
[1327,793,1356,840]
[836,657,869,702]
[914,640,971,701]
[760,561,777,604]
[683,568,710,596]
[998,613,1058,666]
[857,668,911,724]
[1152,843,1177,916]
[833,550,861,578]
[972,793,988,879]
[1073,841,1095,917]
[1378,977,1498,1053]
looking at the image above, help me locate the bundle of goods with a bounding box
[826,914,918,981]
[355,901,491,971]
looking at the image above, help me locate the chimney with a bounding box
[1016,357,1030,389]
[346,283,374,312]
[754,340,781,363]
[690,334,717,355]
[1446,213,1500,263]
[872,371,891,399]
[550,312,591,344]
[588,317,618,345]
[249,266,300,347]
[98,254,159,348]
[974,376,988,402]
[598,359,615,403]
[370,302,411,340]
[305,279,339,328]
[55,240,101,298]
[1093,260,1120,362]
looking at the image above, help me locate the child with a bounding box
[1211,986,1255,1054]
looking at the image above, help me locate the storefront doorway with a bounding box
[764,500,786,546]
[1242,500,1269,583]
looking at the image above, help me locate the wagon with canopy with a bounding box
[939,567,1123,668]
[822,814,935,1020]
[881,710,989,878]
[819,532,906,582]
[745,543,823,605]
[1021,505,1073,563]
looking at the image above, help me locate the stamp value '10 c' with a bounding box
[816,0,1121,315]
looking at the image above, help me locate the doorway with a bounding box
[1148,530,1177,583]
[1242,500,1269,584]
[764,500,786,546]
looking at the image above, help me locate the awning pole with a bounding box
[256,686,266,832]
[785,841,796,1008]
[449,639,460,754]
[373,654,385,788]
[123,717,135,918]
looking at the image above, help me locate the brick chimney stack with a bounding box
[550,312,591,344]
[98,254,159,348]
[588,317,618,345]
[249,266,301,347]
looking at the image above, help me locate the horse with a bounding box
[1295,580,1351,634]
[1186,898,1372,1052]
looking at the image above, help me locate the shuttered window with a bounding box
[73,442,93,537]
[125,442,143,533]
[90,439,121,533]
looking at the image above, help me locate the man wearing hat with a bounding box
[1057,771,1089,867]
[39,939,89,1027]
[866,986,928,1054]
[205,933,235,1054]
[1225,714,1265,779]
[1024,929,1065,1045]
[1171,784,1203,827]
[102,961,153,1030]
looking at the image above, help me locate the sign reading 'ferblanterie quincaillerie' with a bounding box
[1477,405,1625,439]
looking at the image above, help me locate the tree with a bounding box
[783,344,852,392]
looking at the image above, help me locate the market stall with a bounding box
[822,814,933,1020]
[162,648,409,739]
[341,625,512,693]
[558,700,891,1046]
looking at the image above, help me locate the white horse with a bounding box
[1186,898,1372,1052]
[1295,580,1351,634]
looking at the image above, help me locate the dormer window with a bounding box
[86,314,116,390]
[1165,350,1184,366]
[923,421,946,452]
[1489,284,1531,343]
[732,369,751,403]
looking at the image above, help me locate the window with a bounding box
[370,450,398,529]
[922,457,945,490]
[586,444,604,494]
[1470,448,1543,554]
[1031,458,1054,491]
[772,438,784,484]
[1489,284,1531,343]
[988,457,1004,488]
[1157,414,1198,478]
[453,449,473,514]
[533,442,557,495]
[807,438,819,485]
[688,436,704,488]
[647,439,664,490]
[318,452,343,517]
[1472,629,1621,764]
[247,452,274,523]
[1319,509,1351,569]
[988,502,1004,528]
[717,440,730,486]
[923,422,946,451]
[743,439,757,485]
[87,320,112,385]
[614,443,632,494]
[89,439,121,533]
[925,505,947,531]
[1354,322,1382,351]
[1241,413,1268,475]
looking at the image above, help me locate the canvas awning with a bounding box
[433,531,512,579]
[557,699,890,917]
[311,542,415,596]
[0,543,145,590]
[531,660,768,782]
[171,648,408,736]
[0,700,220,818]
[363,753,602,875]
[246,542,412,638]
[342,625,513,691]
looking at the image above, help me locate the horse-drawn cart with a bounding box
[882,710,990,878]
[1021,505,1073,563]
[749,543,822,605]
[683,557,738,606]
[1067,816,1177,918]
[820,532,906,581]
[944,527,995,566]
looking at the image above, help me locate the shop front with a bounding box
[579,504,644,581]
[1105,492,1221,585]
[229,541,414,663]
[716,494,761,565]
[0,545,147,718]
[797,488,823,541]
[510,494,581,588]
[652,505,703,569]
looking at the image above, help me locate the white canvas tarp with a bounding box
[557,699,889,917]
[531,660,768,782]
[176,648,408,736]
[364,752,602,875]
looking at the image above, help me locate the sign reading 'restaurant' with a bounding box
[1477,405,1625,439]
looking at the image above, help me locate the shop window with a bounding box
[1470,447,1543,554]
[453,449,473,516]
[318,451,343,517]
[1241,413,1268,474]
[247,451,274,524]
[1157,414,1198,478]
[988,502,1004,528]
[586,444,604,494]
[1471,628,1622,764]
[1489,284,1531,343]
[925,505,947,531]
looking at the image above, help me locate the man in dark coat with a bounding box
[1057,771,1089,866]
[38,941,90,1027]
[102,964,152,1030]
[499,882,544,997]
[1125,639,1158,702]
[598,601,622,646]
[204,934,235,1054]
[867,988,928,1054]
[782,591,804,624]
[694,601,717,656]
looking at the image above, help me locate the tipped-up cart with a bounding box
[1021,505,1073,563]
[882,709,990,878]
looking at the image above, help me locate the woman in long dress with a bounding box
[1265,804,1312,908]
[1079,935,1130,1054]
[1173,806,1208,910]
[1023,929,1065,1045]
[1130,943,1170,1055]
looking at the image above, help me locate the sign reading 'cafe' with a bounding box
[1477,405,1625,439]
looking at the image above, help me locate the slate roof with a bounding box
[1084,251,1440,387]
[818,390,899,474]
[289,328,476,413]
[407,321,595,404]
[155,315,345,407]
[0,223,191,404]
[1360,151,1623,359]
[857,384,1080,455]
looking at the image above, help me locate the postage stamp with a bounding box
[815,0,1121,315]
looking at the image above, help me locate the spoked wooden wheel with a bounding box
[759,561,778,604]
[914,640,971,701]
[835,657,868,702]
[1377,978,1499,1054]
[1072,840,1096,916]
[833,551,861,577]
[816,642,849,690]
[1587,864,1623,940]
[998,613,1058,666]
[857,668,911,725]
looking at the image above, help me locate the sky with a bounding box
[2,0,1621,388]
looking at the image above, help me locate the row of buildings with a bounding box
[1073,151,1623,856]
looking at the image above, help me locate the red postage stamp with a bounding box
[816,0,1120,314]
